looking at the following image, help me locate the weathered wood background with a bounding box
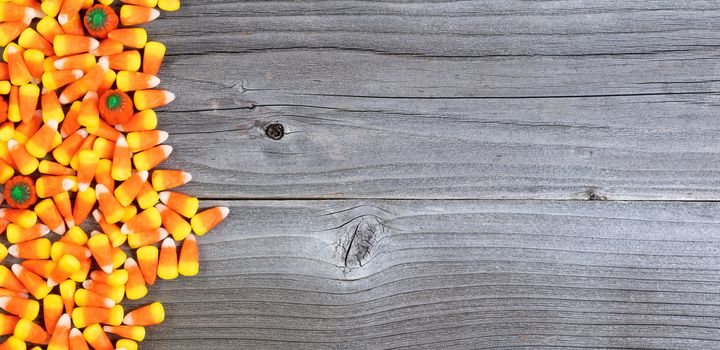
[142,1,720,348]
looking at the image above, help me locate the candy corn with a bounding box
[0,3,233,348]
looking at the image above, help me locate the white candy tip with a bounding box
[95,184,108,196]
[57,313,70,327]
[101,264,113,274]
[58,94,70,105]
[116,136,127,147]
[219,207,230,219]
[45,120,59,130]
[39,224,50,235]
[62,179,76,191]
[149,8,161,21]
[70,328,82,337]
[77,129,88,138]
[160,145,173,157]
[7,245,17,258]
[164,91,176,103]
[98,56,109,70]
[7,46,16,54]
[182,172,192,183]
[10,264,22,275]
[161,237,175,248]
[72,69,84,79]
[158,191,170,203]
[6,139,17,148]
[58,14,68,25]
[157,130,169,144]
[148,75,160,88]
[138,170,149,182]
[89,39,100,51]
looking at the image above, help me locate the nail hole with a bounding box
[265,123,284,140]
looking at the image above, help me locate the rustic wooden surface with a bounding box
[141,1,720,349]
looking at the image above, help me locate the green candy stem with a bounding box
[10,183,30,204]
[86,8,108,30]
[106,94,122,110]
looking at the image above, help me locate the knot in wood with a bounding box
[265,123,284,140]
[342,217,381,269]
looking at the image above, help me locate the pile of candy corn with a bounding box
[0,0,229,349]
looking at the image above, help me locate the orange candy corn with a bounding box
[53,191,74,228]
[83,323,113,350]
[157,203,191,241]
[111,136,131,180]
[18,85,39,123]
[47,313,71,350]
[53,35,99,57]
[25,120,58,158]
[72,187,95,225]
[53,129,86,165]
[114,170,147,207]
[7,139,38,175]
[127,227,167,249]
[120,5,159,26]
[106,50,140,71]
[6,223,49,243]
[123,302,163,326]
[16,259,48,279]
[11,264,51,299]
[178,234,198,276]
[123,257,146,300]
[34,198,65,234]
[0,296,38,320]
[142,41,165,75]
[74,289,114,308]
[116,71,159,91]
[58,0,85,25]
[120,207,160,234]
[36,175,74,199]
[9,238,51,260]
[59,279,75,314]
[76,149,99,191]
[102,325,144,341]
[43,294,63,334]
[191,207,229,236]
[7,46,32,86]
[91,38,123,56]
[54,53,95,72]
[0,208,37,228]
[126,130,167,153]
[133,145,172,172]
[133,89,174,110]
[136,181,158,209]
[47,254,81,287]
[13,318,49,344]
[69,327,90,350]
[159,191,198,218]
[87,232,113,273]
[114,109,156,132]
[41,91,65,122]
[136,245,157,285]
[38,160,75,176]
[95,184,123,224]
[0,265,29,293]
[72,305,122,328]
[156,237,177,280]
[0,314,19,336]
[107,27,146,48]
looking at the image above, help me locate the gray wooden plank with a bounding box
[138,1,720,200]
[133,200,720,349]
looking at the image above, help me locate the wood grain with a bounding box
[142,0,720,200]
[136,200,720,349]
